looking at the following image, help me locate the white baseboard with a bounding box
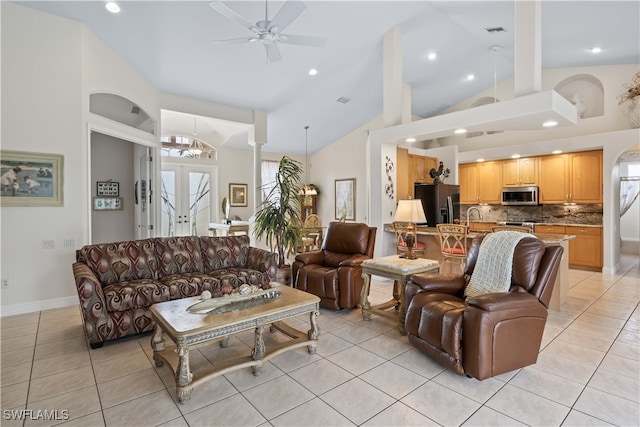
[0,296,78,317]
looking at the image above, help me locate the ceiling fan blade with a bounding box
[210,37,255,45]
[264,43,282,62]
[278,33,326,47]
[209,1,259,33]
[266,1,305,33]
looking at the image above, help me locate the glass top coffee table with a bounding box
[360,255,439,335]
[150,284,320,403]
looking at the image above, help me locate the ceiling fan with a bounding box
[209,0,326,62]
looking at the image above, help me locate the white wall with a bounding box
[91,133,135,243]
[0,3,264,315]
[1,3,85,313]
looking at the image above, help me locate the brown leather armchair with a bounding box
[292,222,376,310]
[404,235,563,380]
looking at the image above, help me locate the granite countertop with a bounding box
[383,224,576,242]
[458,221,602,228]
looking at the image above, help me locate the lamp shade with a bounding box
[395,199,427,223]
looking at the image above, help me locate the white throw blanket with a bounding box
[464,231,534,299]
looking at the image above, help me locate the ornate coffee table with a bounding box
[360,255,439,335]
[150,284,320,403]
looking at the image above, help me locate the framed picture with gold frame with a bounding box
[229,183,247,207]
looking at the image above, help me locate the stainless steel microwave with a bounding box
[501,186,539,205]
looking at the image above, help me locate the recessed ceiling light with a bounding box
[308,68,318,76]
[552,150,563,154]
[454,128,467,134]
[590,47,602,54]
[405,137,416,143]
[427,52,437,61]
[105,2,120,13]
[543,120,558,127]
[466,74,475,81]
[511,154,521,159]
[477,158,485,162]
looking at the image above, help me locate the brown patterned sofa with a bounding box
[72,235,277,349]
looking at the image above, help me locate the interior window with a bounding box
[160,136,217,160]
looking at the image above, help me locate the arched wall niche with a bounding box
[555,74,605,119]
[90,93,156,135]
[466,96,503,138]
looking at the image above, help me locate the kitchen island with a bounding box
[383,224,574,310]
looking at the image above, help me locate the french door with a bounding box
[161,162,217,237]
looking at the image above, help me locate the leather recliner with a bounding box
[404,235,563,380]
[292,222,376,310]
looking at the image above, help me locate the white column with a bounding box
[402,83,412,124]
[383,27,403,127]
[514,0,541,96]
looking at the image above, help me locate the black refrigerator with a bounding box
[414,183,460,227]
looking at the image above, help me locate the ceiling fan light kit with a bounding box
[209,0,326,63]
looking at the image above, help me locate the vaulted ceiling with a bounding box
[16,1,640,154]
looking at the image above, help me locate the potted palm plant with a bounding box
[254,156,304,284]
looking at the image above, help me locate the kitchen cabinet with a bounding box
[409,154,438,185]
[460,161,502,204]
[534,224,602,269]
[469,222,495,232]
[566,225,602,269]
[502,157,538,187]
[539,150,602,204]
[534,224,567,234]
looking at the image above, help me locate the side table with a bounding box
[360,255,439,335]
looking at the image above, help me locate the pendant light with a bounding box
[188,117,203,156]
[302,125,317,196]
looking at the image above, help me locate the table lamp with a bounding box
[394,199,427,259]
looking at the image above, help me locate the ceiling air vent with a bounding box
[336,97,351,104]
[485,26,506,33]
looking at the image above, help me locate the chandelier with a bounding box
[301,125,317,196]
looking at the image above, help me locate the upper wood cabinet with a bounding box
[409,154,438,185]
[539,150,602,204]
[460,161,502,204]
[395,149,438,200]
[502,157,538,187]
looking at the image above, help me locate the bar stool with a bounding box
[436,223,468,274]
[393,222,426,258]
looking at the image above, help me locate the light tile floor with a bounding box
[1,254,638,426]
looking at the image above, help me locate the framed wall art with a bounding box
[229,183,247,207]
[0,150,64,207]
[96,181,119,196]
[335,178,356,221]
[93,197,123,211]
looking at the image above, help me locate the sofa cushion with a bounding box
[200,235,250,273]
[155,236,204,278]
[103,279,170,312]
[77,239,157,284]
[160,273,221,299]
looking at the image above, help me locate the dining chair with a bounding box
[436,223,469,274]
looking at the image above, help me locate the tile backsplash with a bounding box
[460,204,603,225]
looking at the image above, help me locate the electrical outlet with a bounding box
[43,240,55,249]
[1,279,8,288]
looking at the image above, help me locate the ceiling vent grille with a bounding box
[336,97,351,104]
[485,26,506,33]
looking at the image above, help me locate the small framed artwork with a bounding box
[0,150,64,207]
[97,181,119,196]
[335,178,356,221]
[93,197,123,211]
[229,183,247,207]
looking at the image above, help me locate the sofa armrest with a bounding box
[72,262,109,347]
[248,247,278,285]
[294,250,326,265]
[466,292,542,313]
[338,254,370,267]
[409,273,466,294]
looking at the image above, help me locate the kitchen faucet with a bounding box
[466,207,483,228]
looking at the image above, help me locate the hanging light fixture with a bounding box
[188,117,203,156]
[301,125,317,196]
